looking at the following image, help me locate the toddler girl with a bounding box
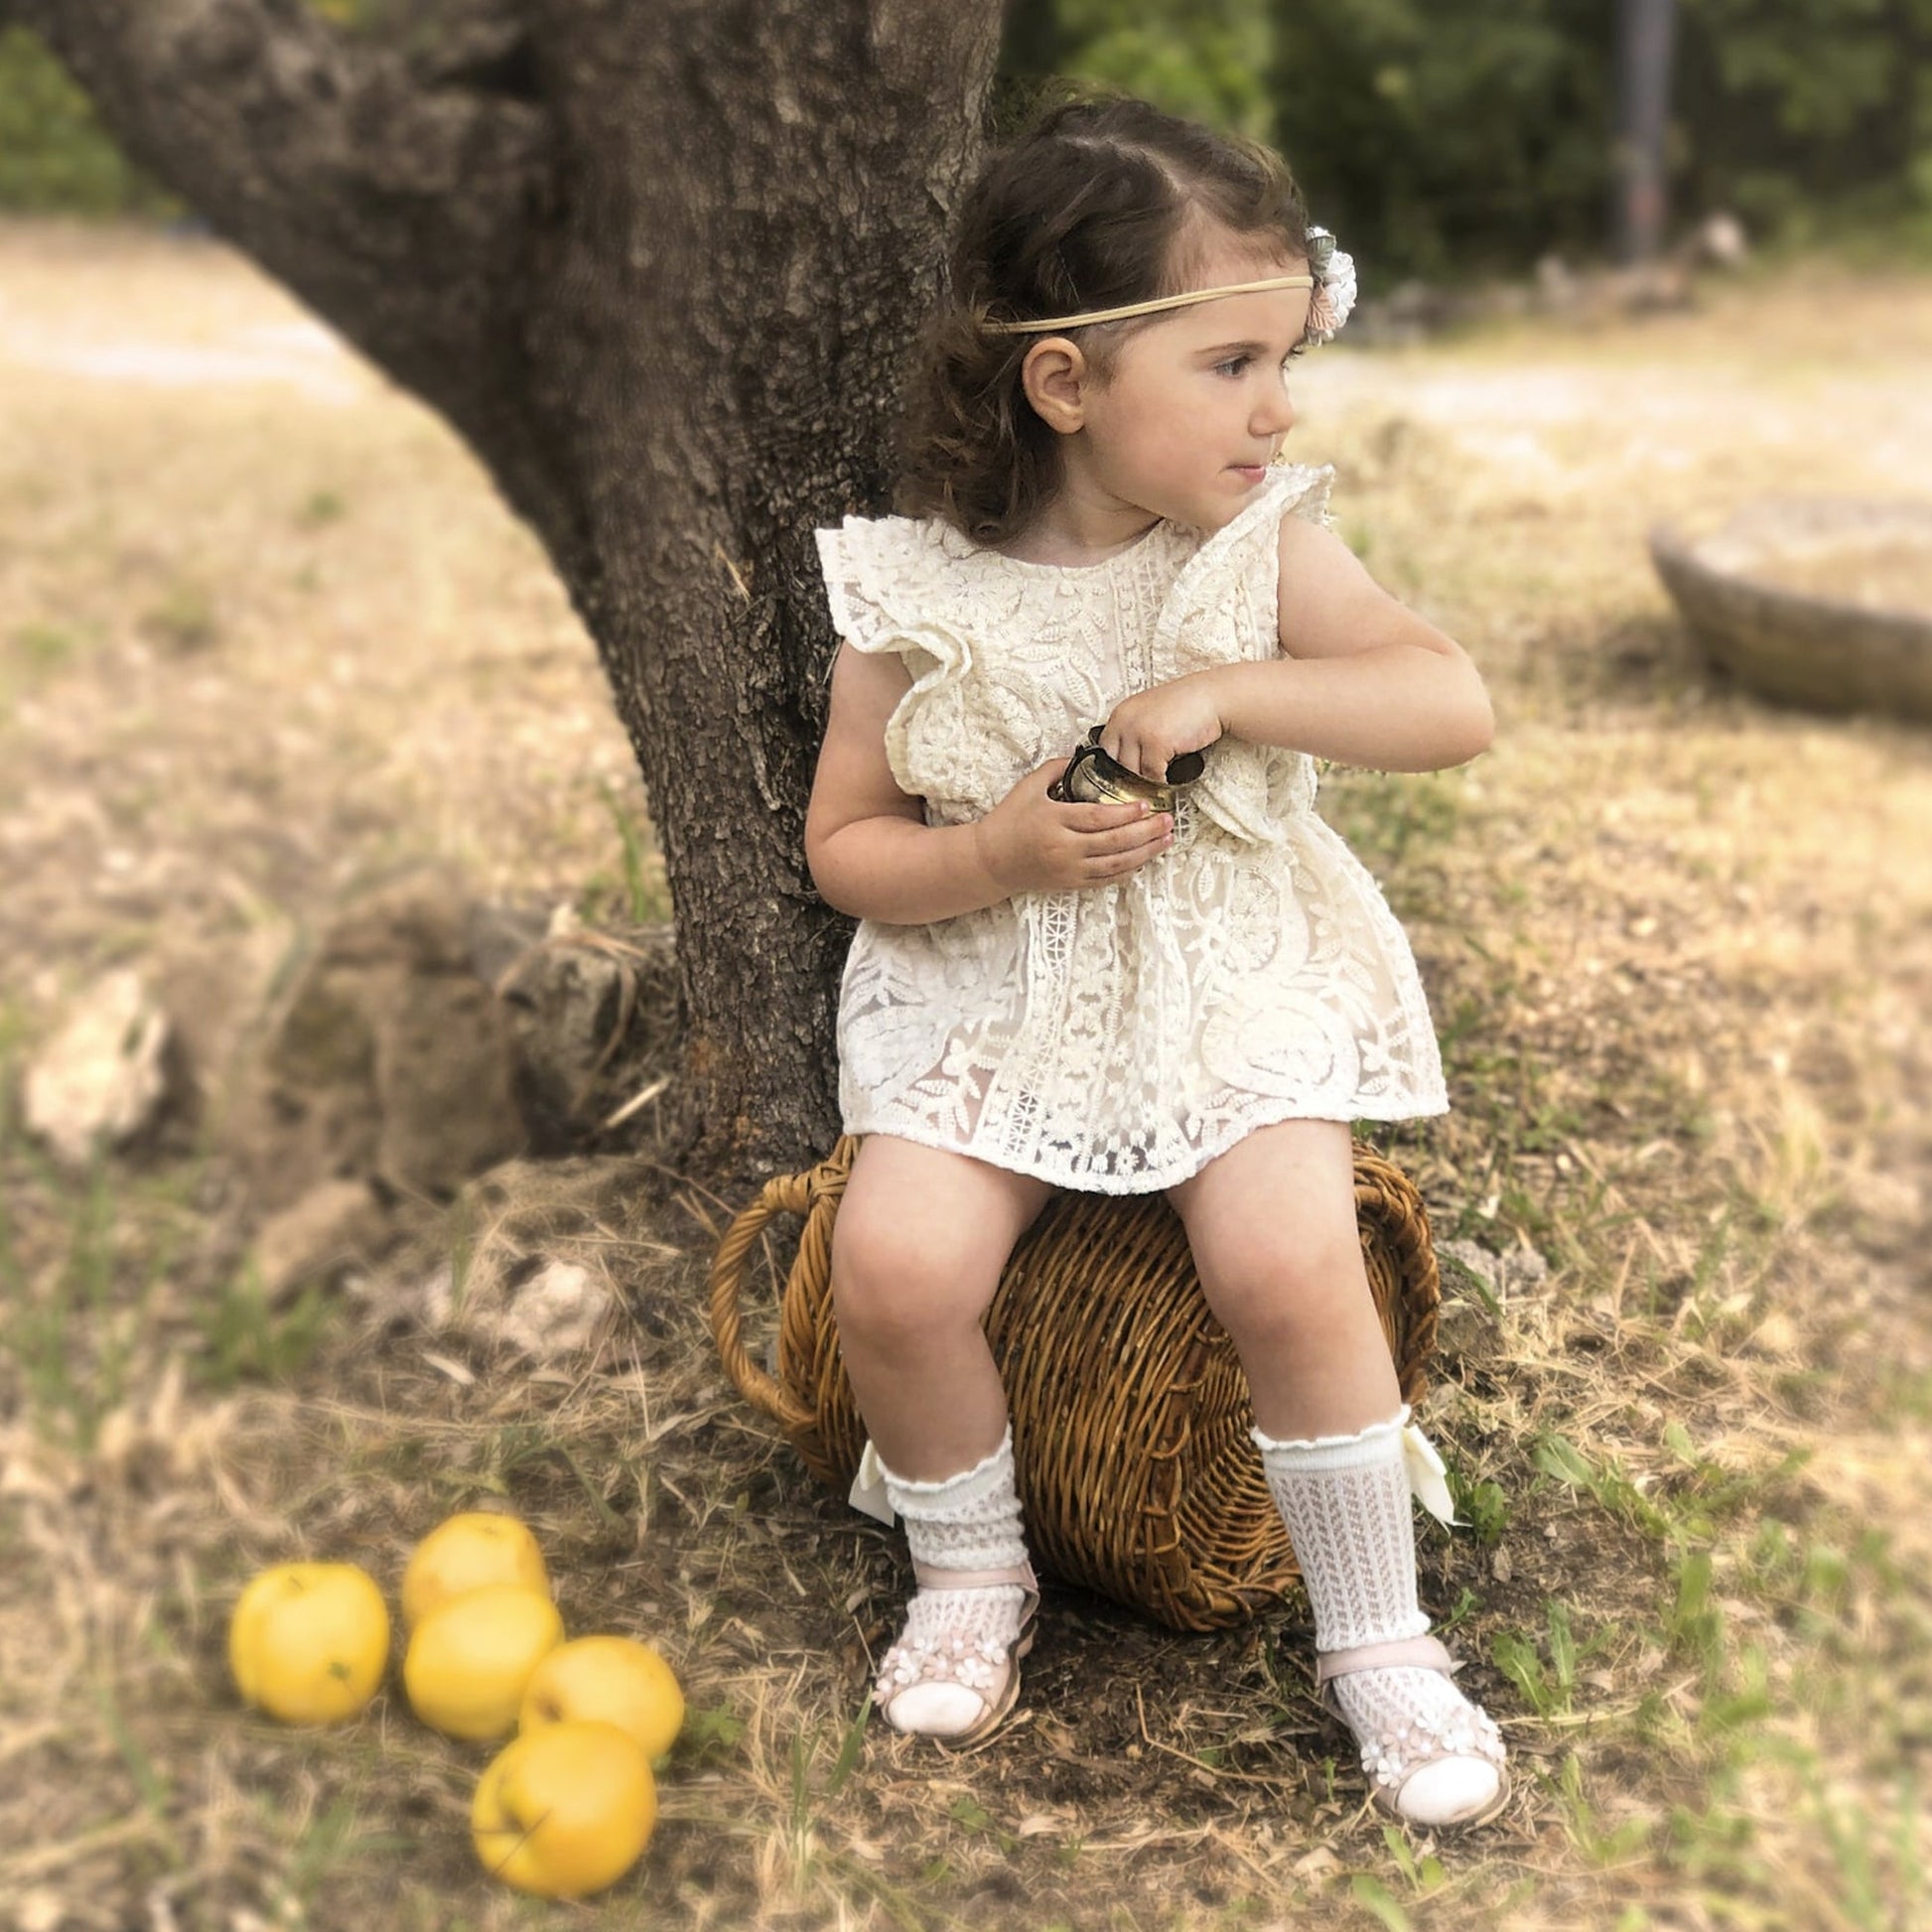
[802,95,1507,1829]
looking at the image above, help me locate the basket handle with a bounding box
[707,1142,856,1434]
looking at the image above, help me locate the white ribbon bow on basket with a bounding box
[1402,1420,1463,1528]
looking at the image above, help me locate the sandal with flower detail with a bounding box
[1316,1634,1511,1829]
[873,1560,1038,1749]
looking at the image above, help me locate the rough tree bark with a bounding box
[9,0,1006,1191]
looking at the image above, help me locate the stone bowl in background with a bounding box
[1650,497,1932,722]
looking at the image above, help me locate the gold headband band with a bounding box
[987,274,1316,337]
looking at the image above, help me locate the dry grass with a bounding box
[2,218,1929,1930]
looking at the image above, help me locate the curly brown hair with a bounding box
[895,94,1312,548]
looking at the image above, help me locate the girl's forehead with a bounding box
[1151,280,1314,350]
[1144,229,1312,343]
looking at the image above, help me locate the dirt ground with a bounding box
[1,219,1929,1931]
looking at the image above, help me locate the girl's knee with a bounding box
[1206,1216,1362,1300]
[831,1201,997,1348]
[1195,1224,1370,1348]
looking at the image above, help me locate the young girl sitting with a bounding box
[802,94,1508,1829]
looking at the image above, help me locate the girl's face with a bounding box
[1025,233,1314,541]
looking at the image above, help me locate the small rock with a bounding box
[421,1253,617,1360]
[414,1261,459,1328]
[493,922,679,1154]
[1506,1245,1551,1292]
[23,969,173,1165]
[1440,1237,1550,1301]
[384,1155,644,1356]
[486,1258,616,1360]
[1687,210,1748,270]
[252,1178,386,1296]
[15,1888,66,1932]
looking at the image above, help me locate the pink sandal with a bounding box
[873,1560,1038,1749]
[1316,1635,1511,1829]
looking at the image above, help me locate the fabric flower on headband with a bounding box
[983,228,1360,343]
[1303,225,1357,348]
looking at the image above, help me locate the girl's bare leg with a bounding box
[1164,1117,1398,1439]
[831,1134,1054,1478]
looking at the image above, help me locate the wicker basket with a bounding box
[708,1135,1441,1631]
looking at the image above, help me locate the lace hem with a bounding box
[839,1090,1449,1198]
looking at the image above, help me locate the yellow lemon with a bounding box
[400,1510,550,1630]
[404,1583,564,1740]
[472,1721,656,1897]
[519,1635,685,1762]
[228,1562,390,1725]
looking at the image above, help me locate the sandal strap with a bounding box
[1315,1634,1454,1688]
[910,1559,1037,1594]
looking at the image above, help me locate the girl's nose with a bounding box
[1253,378,1296,436]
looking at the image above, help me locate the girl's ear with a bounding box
[1020,337,1090,435]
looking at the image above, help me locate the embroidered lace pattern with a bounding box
[815,465,1448,1194]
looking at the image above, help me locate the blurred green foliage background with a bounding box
[7,0,1932,279]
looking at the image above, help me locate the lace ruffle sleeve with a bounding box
[815,517,1019,818]
[816,520,965,678]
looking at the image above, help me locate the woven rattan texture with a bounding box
[709,1136,1441,1631]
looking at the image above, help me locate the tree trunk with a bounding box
[13,0,1006,1194]
[1611,0,1676,264]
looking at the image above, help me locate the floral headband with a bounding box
[988,225,1357,348]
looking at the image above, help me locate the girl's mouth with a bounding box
[1230,465,1268,485]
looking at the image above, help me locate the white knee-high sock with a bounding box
[1255,1408,1505,1825]
[881,1429,1030,1574]
[874,1430,1031,1735]
[1251,1409,1430,1650]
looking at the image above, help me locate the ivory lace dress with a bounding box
[814,463,1447,1194]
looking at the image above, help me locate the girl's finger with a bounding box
[1083,843,1164,881]
[1063,799,1157,831]
[1090,816,1172,853]
[1083,821,1173,868]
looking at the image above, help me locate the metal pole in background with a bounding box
[1613,0,1678,263]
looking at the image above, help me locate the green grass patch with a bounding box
[581,779,672,925]
[297,487,348,528]
[139,576,220,654]
[192,1260,336,1388]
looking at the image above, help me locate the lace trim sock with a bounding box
[874,1430,1032,1737]
[1255,1410,1505,1825]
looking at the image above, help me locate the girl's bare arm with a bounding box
[805,642,1170,925]
[1100,516,1494,780]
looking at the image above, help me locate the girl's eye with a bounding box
[1213,351,1300,378]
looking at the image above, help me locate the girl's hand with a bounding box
[1098,674,1226,781]
[973,759,1173,896]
